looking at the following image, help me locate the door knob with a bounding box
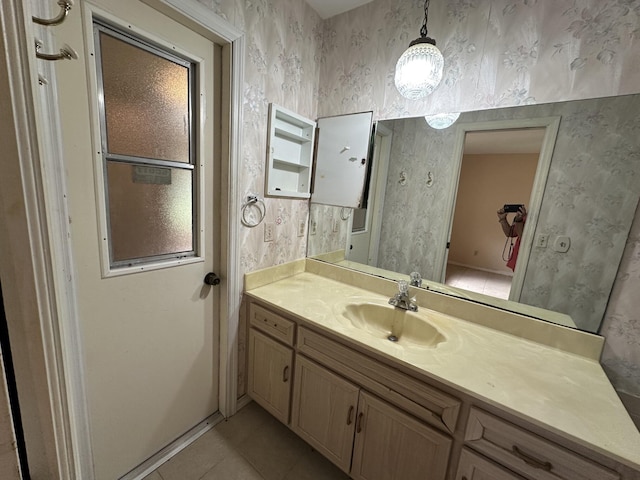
[204,272,221,286]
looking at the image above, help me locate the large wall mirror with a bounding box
[307,93,640,334]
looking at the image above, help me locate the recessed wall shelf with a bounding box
[266,103,316,198]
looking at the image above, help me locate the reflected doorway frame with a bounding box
[346,122,393,265]
[438,116,561,302]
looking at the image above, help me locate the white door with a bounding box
[52,1,221,477]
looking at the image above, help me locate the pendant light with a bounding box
[425,112,460,129]
[394,0,443,100]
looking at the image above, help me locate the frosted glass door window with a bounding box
[107,162,193,262]
[99,31,191,163]
[95,21,196,267]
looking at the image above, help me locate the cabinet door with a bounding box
[456,448,526,480]
[247,328,293,424]
[351,392,452,480]
[291,355,359,473]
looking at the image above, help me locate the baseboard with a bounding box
[618,390,640,430]
[236,393,252,411]
[119,411,224,480]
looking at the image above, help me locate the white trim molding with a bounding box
[0,0,86,477]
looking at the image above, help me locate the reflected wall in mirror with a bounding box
[308,93,640,333]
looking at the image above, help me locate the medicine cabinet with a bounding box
[265,104,316,198]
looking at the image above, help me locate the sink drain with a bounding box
[387,335,398,342]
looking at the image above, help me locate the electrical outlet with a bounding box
[332,218,339,233]
[553,235,571,253]
[264,222,274,242]
[535,233,549,248]
[297,219,306,237]
[310,219,317,235]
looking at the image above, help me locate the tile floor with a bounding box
[445,264,512,299]
[142,401,349,480]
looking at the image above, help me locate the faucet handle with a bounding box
[398,280,409,294]
[409,271,422,287]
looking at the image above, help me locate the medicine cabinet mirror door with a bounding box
[311,111,374,208]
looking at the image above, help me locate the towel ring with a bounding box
[241,194,266,228]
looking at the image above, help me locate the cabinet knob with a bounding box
[512,445,553,471]
[346,406,354,425]
[356,412,364,433]
[282,365,290,382]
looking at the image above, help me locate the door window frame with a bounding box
[87,15,207,277]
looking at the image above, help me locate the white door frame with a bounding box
[347,122,393,265]
[0,0,244,478]
[367,123,392,266]
[438,116,561,302]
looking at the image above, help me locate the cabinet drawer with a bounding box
[456,448,526,480]
[465,408,619,480]
[250,303,295,345]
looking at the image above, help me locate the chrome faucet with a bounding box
[388,280,418,312]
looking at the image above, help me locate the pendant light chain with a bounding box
[420,0,430,38]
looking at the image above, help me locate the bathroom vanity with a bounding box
[244,259,640,480]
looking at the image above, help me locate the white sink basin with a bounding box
[340,302,446,347]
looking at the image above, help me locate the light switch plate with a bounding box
[264,222,274,242]
[535,233,549,248]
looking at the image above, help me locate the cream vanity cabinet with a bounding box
[246,299,635,480]
[457,408,621,480]
[247,300,459,480]
[291,355,451,479]
[247,303,296,424]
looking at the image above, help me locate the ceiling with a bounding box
[464,129,546,155]
[305,0,375,19]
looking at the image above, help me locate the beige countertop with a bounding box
[245,265,640,471]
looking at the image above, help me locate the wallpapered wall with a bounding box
[198,0,640,398]
[375,94,640,334]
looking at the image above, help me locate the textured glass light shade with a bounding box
[394,39,444,100]
[425,112,460,129]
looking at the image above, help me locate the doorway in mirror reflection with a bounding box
[446,128,542,300]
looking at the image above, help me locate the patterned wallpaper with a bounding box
[306,204,350,257]
[602,201,640,397]
[375,94,640,334]
[318,0,640,118]
[197,0,640,398]
[376,116,458,280]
